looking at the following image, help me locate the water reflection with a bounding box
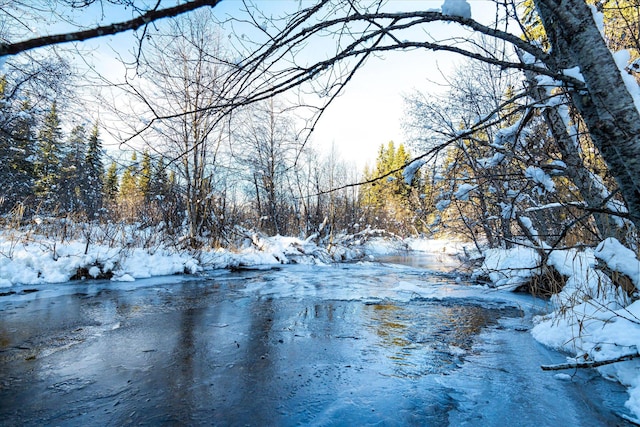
[364,300,522,377]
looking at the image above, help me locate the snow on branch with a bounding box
[524,166,555,194]
[441,0,471,19]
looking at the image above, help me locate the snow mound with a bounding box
[475,246,540,290]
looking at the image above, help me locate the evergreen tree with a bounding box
[118,151,143,220]
[360,141,421,234]
[10,100,37,204]
[34,101,64,210]
[0,80,36,212]
[138,149,152,200]
[59,124,86,213]
[83,122,104,218]
[150,156,169,201]
[104,161,119,204]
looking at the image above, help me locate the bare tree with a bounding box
[121,9,233,246]
[232,98,302,236]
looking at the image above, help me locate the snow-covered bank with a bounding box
[0,226,462,287]
[475,238,640,421]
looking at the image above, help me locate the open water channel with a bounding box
[0,256,634,426]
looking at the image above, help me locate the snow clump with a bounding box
[524,166,555,193]
[441,0,471,19]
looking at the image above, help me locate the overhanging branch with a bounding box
[0,0,223,56]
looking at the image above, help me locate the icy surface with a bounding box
[0,261,631,425]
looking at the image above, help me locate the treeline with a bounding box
[0,80,105,219]
[0,70,431,245]
[3,1,640,256]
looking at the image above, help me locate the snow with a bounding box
[563,66,585,83]
[0,226,424,287]
[440,0,471,19]
[524,166,555,193]
[435,199,451,211]
[475,246,540,290]
[3,223,640,419]
[475,238,640,419]
[403,158,425,184]
[454,183,476,201]
[595,238,640,289]
[613,49,640,116]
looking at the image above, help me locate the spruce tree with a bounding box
[34,101,64,211]
[138,149,152,201]
[60,124,86,213]
[10,100,37,205]
[104,161,119,204]
[150,156,169,201]
[0,80,36,213]
[360,141,420,234]
[84,122,104,218]
[118,151,143,220]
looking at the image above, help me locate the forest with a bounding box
[1,1,638,254]
[3,0,640,422]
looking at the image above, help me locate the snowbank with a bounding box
[474,246,541,290]
[0,232,200,286]
[475,238,640,421]
[0,226,435,287]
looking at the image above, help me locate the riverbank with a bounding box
[2,223,640,422]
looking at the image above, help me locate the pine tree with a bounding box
[83,122,104,218]
[34,101,64,210]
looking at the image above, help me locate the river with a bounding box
[0,257,633,426]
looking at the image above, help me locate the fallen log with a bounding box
[541,352,640,371]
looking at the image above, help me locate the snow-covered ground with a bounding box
[0,226,427,286]
[2,225,640,421]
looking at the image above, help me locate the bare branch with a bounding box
[0,0,223,56]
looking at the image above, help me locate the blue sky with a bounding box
[38,0,503,168]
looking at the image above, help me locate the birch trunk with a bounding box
[535,0,640,227]
[518,51,627,241]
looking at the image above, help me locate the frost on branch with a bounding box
[440,0,471,19]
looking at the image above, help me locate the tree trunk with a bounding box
[536,0,640,228]
[518,50,627,241]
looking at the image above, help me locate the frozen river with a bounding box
[0,258,633,425]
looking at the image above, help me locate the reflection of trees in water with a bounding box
[233,296,277,425]
[435,305,492,350]
[367,303,411,348]
[364,301,516,377]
